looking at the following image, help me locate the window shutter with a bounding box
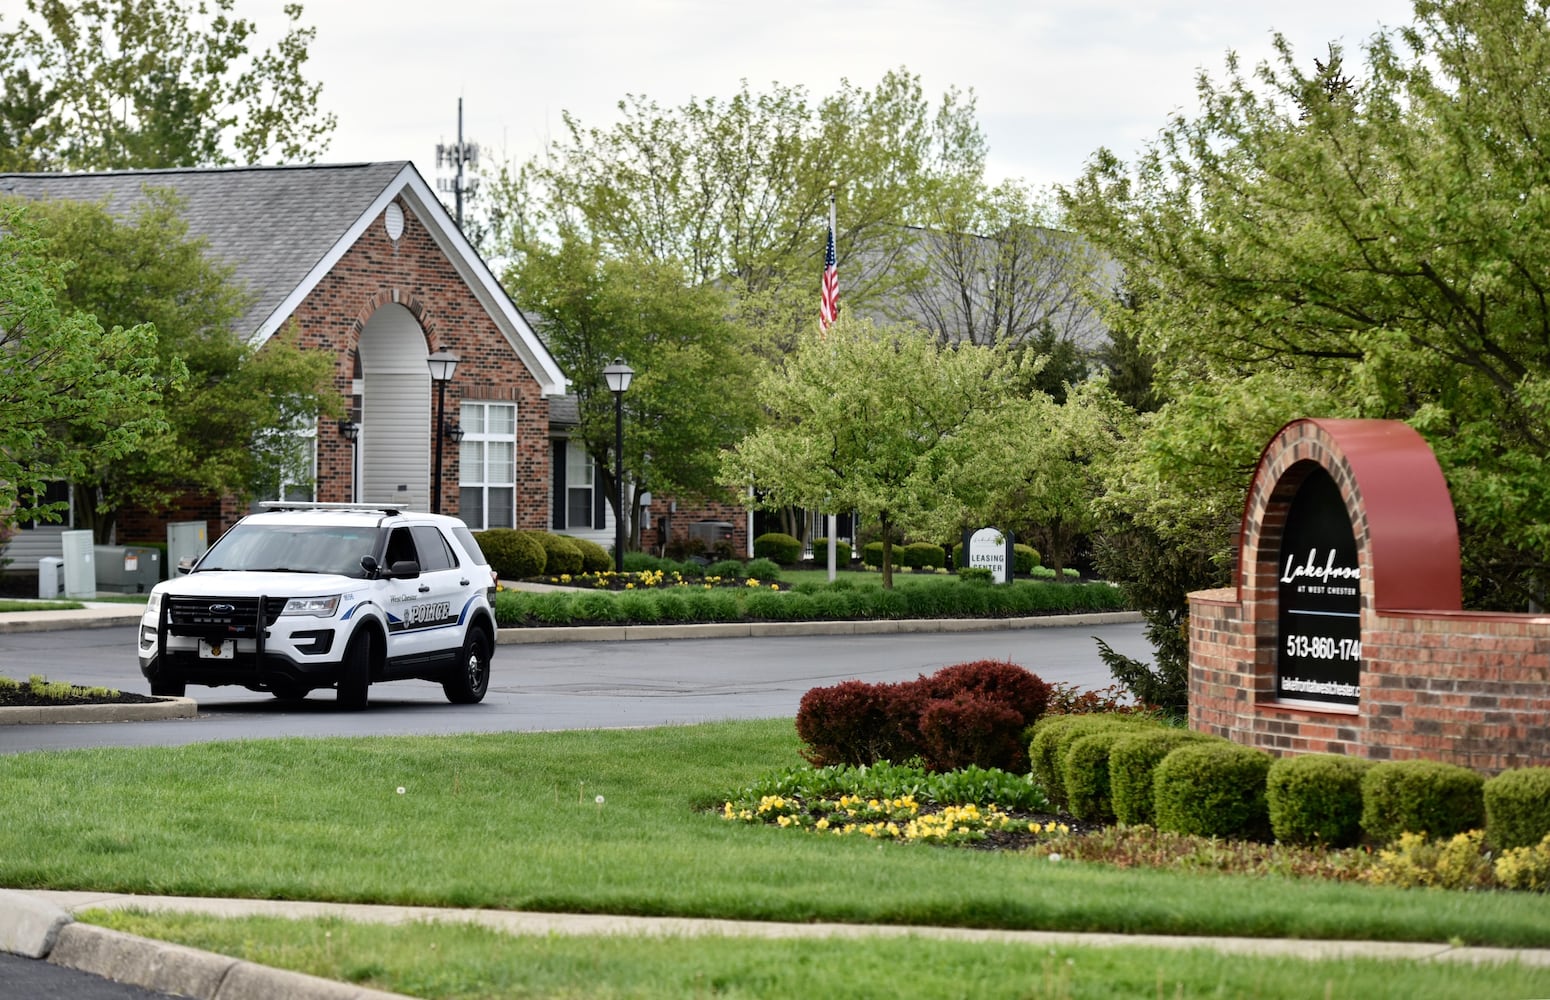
[552,440,567,529]
[594,461,608,528]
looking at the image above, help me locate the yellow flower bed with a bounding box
[721,793,1068,846]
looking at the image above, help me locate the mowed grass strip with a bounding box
[1,720,1547,946]
[83,910,1550,1000]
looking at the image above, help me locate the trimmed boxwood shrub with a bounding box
[745,557,782,581]
[753,532,802,564]
[810,538,852,566]
[1484,767,1550,850]
[1013,543,1040,574]
[1266,754,1373,847]
[1064,727,1152,823]
[1153,742,1272,840]
[563,535,611,573]
[861,541,885,569]
[900,542,946,570]
[1110,729,1220,826]
[1029,713,1154,808]
[1360,759,1485,844]
[528,531,584,577]
[474,528,546,580]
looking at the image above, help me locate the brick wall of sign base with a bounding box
[1189,417,1550,776]
[1190,589,1550,775]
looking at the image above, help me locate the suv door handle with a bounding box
[418,584,431,593]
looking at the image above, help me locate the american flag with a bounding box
[820,224,838,331]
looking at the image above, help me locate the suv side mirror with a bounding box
[388,560,421,580]
[360,555,380,578]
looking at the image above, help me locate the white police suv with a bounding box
[138,503,498,709]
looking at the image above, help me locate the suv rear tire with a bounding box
[443,625,491,704]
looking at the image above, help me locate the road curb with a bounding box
[0,696,196,727]
[497,611,1142,644]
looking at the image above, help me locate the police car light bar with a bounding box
[257,501,404,516]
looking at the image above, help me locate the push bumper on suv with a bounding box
[138,594,346,690]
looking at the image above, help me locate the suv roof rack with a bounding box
[257,501,404,516]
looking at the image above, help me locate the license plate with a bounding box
[199,639,235,659]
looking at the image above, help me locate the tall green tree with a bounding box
[16,191,340,540]
[0,201,171,531]
[0,0,334,171]
[507,234,761,548]
[1061,0,1550,609]
[720,317,1016,588]
[486,69,987,327]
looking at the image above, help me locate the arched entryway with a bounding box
[356,303,431,509]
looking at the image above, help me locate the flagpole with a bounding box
[826,182,839,582]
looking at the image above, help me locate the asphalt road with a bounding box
[0,620,1151,754]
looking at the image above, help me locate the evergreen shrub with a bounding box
[810,538,852,566]
[1013,543,1041,574]
[745,557,782,581]
[753,532,802,564]
[901,541,946,569]
[530,531,584,576]
[474,528,546,580]
[1153,742,1272,840]
[1265,754,1373,847]
[563,536,611,573]
[705,559,744,580]
[861,541,885,569]
[1064,727,1150,823]
[1360,760,1485,844]
[1029,713,1154,808]
[1109,728,1220,826]
[1483,767,1550,850]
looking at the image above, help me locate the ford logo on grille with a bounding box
[209,603,236,614]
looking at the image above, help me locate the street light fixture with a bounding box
[602,358,635,573]
[338,418,360,503]
[427,349,460,514]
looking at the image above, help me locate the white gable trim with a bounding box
[249,163,569,397]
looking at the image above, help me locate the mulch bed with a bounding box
[0,688,164,708]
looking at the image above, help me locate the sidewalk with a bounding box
[4,888,1547,1000]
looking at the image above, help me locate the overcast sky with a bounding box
[6,0,1417,191]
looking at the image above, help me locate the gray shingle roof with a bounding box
[0,162,408,338]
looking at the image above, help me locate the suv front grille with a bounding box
[166,596,283,637]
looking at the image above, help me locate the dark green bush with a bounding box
[1064,727,1152,823]
[901,542,946,570]
[562,535,612,573]
[1109,728,1220,826]
[1266,754,1374,847]
[1484,767,1550,850]
[810,538,852,566]
[703,559,744,580]
[745,557,782,581]
[1153,742,1272,840]
[1029,713,1154,808]
[529,531,584,577]
[1013,543,1041,574]
[612,590,660,623]
[753,532,803,564]
[1360,760,1486,844]
[861,541,885,569]
[568,590,621,623]
[474,528,546,580]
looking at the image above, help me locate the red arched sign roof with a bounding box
[1248,418,1462,612]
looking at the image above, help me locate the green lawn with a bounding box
[4,720,1546,998]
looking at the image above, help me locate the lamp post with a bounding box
[602,358,635,573]
[427,349,460,514]
[338,418,360,502]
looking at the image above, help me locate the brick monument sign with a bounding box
[1188,418,1550,774]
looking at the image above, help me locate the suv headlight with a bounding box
[280,595,341,617]
[145,591,162,617]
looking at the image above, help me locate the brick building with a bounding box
[1,163,749,567]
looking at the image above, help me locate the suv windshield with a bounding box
[197,524,380,577]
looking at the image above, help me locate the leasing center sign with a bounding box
[1277,467,1361,708]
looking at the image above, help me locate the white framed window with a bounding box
[459,401,517,530]
[566,442,596,528]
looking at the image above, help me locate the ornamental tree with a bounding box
[1061,0,1550,609]
[720,317,1017,588]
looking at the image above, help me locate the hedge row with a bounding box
[475,529,610,579]
[1031,717,1550,850]
[493,578,1126,627]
